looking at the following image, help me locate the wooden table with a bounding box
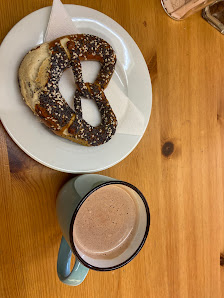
[1,0,224,297]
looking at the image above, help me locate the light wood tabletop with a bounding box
[1,0,224,297]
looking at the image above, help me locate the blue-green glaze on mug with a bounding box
[56,174,150,286]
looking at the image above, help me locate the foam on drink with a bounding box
[73,184,139,259]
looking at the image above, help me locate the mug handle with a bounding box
[57,236,89,286]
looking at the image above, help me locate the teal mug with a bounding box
[56,174,150,286]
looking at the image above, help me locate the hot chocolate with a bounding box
[73,184,139,259]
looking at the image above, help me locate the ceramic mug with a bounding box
[56,174,150,286]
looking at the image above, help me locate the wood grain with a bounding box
[0,0,224,297]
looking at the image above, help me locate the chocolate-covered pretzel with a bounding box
[18,34,117,146]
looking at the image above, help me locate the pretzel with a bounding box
[18,34,117,146]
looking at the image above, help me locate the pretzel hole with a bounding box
[81,95,101,127]
[80,60,101,83]
[59,68,76,109]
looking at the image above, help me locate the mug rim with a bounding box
[69,180,150,272]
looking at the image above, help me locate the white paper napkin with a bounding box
[45,0,145,135]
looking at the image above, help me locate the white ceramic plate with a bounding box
[0,5,152,173]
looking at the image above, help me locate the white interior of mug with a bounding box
[71,182,149,270]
